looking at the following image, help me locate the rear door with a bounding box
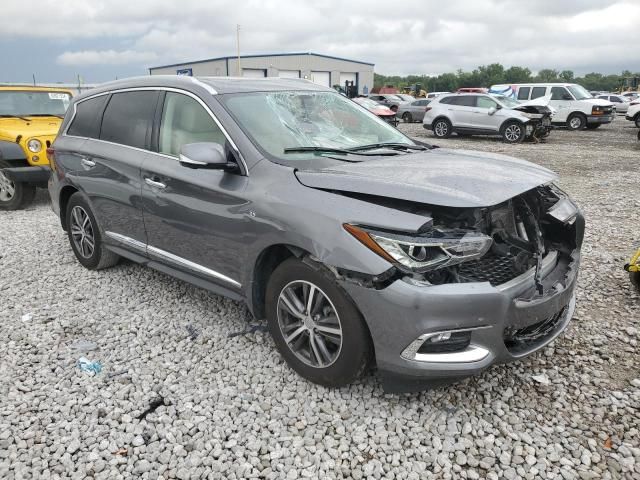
[69,90,159,248]
[139,90,248,294]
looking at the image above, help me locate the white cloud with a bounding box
[4,0,640,76]
[57,50,158,66]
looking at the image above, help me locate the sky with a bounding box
[1,0,639,84]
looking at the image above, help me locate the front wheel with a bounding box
[635,115,640,128]
[0,160,36,210]
[265,258,371,387]
[402,112,413,123]
[567,113,586,130]
[432,118,452,138]
[502,121,525,143]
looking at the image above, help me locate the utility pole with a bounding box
[32,74,36,86]
[236,24,241,76]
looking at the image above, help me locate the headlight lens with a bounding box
[28,139,42,153]
[344,224,493,272]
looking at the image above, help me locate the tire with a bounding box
[631,272,640,293]
[65,192,119,270]
[635,115,640,128]
[585,124,601,130]
[0,160,36,210]
[501,121,525,143]
[432,118,452,138]
[567,113,586,130]
[390,105,398,112]
[402,112,413,123]
[265,257,371,387]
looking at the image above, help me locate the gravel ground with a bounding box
[1,119,639,479]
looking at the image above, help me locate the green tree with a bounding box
[560,70,574,81]
[535,69,560,82]
[504,66,532,83]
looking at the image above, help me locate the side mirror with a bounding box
[562,94,573,100]
[179,142,236,171]
[487,107,497,115]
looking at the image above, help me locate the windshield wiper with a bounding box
[0,114,30,122]
[26,113,64,119]
[284,146,400,156]
[347,142,427,152]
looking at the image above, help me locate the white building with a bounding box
[149,52,375,95]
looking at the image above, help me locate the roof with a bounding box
[149,52,375,70]
[73,75,333,101]
[0,85,75,94]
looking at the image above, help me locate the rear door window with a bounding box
[449,96,476,107]
[158,92,226,156]
[531,87,548,99]
[100,91,158,149]
[517,87,530,100]
[67,95,108,139]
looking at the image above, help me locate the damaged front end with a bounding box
[515,104,554,142]
[342,183,583,373]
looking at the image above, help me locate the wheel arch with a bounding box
[499,117,526,133]
[59,185,80,231]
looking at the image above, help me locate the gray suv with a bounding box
[49,76,584,392]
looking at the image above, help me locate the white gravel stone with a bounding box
[0,122,639,478]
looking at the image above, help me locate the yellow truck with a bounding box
[0,86,73,209]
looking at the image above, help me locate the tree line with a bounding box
[374,63,639,93]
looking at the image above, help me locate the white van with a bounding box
[489,83,614,130]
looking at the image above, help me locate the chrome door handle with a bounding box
[81,158,96,168]
[145,177,166,189]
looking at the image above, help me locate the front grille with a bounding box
[504,306,567,354]
[457,252,526,286]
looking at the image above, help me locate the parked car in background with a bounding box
[0,86,73,209]
[625,100,640,127]
[352,97,398,126]
[622,92,639,101]
[397,98,431,123]
[490,83,614,130]
[426,91,450,99]
[597,94,630,114]
[49,75,583,392]
[396,94,417,102]
[367,93,407,111]
[423,93,553,142]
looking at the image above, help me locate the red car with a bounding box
[456,87,488,93]
[352,97,398,126]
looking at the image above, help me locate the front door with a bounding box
[549,86,573,123]
[470,95,503,132]
[140,91,249,293]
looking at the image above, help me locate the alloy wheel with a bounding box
[569,117,582,129]
[504,124,522,142]
[0,171,15,202]
[434,121,448,136]
[277,280,343,368]
[70,206,95,259]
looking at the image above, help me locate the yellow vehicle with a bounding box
[624,248,640,292]
[0,86,73,209]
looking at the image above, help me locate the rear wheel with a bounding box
[66,193,119,270]
[630,272,640,293]
[585,124,601,130]
[567,113,586,130]
[402,112,413,123]
[0,160,36,210]
[432,118,452,138]
[265,258,371,387]
[501,121,525,143]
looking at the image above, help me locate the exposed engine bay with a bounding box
[513,104,553,142]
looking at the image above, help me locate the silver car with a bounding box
[397,99,431,123]
[597,94,630,114]
[423,93,553,142]
[48,76,583,392]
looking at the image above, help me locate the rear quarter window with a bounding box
[66,95,109,139]
[100,91,158,149]
[517,87,530,100]
[531,87,547,99]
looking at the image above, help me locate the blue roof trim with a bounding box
[150,52,375,70]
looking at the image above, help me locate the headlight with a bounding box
[27,139,42,153]
[344,224,493,272]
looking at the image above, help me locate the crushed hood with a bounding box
[295,149,557,208]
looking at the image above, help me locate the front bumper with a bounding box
[586,114,614,124]
[2,166,51,185]
[340,248,580,392]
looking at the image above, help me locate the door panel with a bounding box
[471,96,502,131]
[140,156,249,289]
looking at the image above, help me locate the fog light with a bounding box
[32,155,39,162]
[430,332,451,342]
[418,331,471,354]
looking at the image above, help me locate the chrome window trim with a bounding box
[62,86,249,175]
[105,231,241,288]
